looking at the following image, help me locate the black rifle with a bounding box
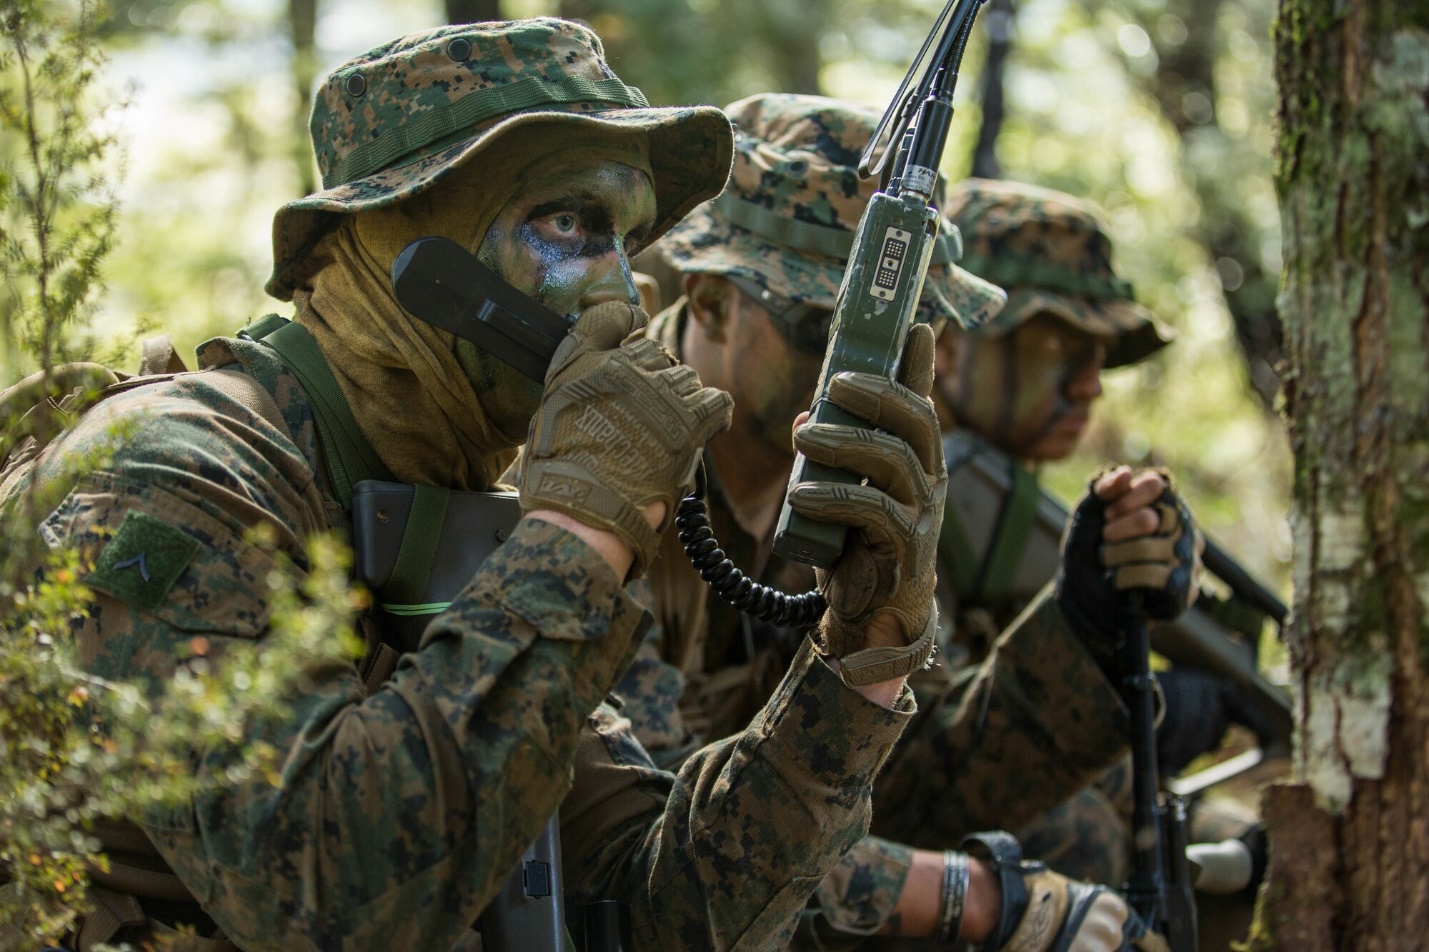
[1121,599,1196,952]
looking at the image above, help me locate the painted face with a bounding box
[941,313,1109,461]
[724,291,826,455]
[455,159,658,439]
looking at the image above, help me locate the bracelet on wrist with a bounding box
[935,849,969,944]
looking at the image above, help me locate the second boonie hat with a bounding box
[946,178,1172,367]
[655,92,1005,332]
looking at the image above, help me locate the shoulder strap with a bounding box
[977,464,1041,604]
[937,454,1042,607]
[937,499,982,604]
[240,315,393,511]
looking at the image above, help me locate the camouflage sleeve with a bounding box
[871,586,1129,846]
[34,382,646,951]
[561,643,913,951]
[611,608,703,770]
[810,836,913,936]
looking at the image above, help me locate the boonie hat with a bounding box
[655,93,1005,332]
[267,17,733,300]
[946,178,1173,367]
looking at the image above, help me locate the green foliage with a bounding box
[0,4,361,946]
[0,0,129,381]
[0,525,361,947]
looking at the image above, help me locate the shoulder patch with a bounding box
[88,510,200,612]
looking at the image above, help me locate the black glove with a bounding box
[1055,469,1198,671]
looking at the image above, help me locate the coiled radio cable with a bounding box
[676,465,827,628]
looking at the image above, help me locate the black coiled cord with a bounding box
[675,465,827,628]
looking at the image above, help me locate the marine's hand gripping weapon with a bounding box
[772,0,989,567]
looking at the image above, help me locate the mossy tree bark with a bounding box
[1252,3,1429,948]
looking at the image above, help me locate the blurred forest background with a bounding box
[1,0,1292,609]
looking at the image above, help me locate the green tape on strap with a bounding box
[383,484,451,605]
[379,601,454,616]
[245,318,393,511]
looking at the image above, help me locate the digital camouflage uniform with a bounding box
[2,24,915,952]
[615,95,1135,944]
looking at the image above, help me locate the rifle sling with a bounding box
[938,457,1041,607]
[384,483,452,607]
[977,463,1040,604]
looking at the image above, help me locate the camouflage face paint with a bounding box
[476,160,657,318]
[725,295,826,455]
[945,314,1108,462]
[459,159,658,439]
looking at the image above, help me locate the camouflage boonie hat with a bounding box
[654,93,1005,331]
[946,178,1173,367]
[266,17,733,300]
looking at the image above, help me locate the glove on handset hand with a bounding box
[965,832,1169,952]
[786,322,945,686]
[519,301,734,579]
[1054,467,1199,670]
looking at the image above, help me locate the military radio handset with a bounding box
[772,0,988,568]
[391,236,572,383]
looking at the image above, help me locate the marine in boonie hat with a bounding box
[654,92,1005,340]
[267,17,733,300]
[945,178,1172,367]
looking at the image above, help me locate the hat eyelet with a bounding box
[447,37,471,61]
[345,73,367,97]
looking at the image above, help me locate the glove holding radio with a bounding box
[519,301,733,579]
[786,321,944,686]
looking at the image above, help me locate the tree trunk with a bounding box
[445,0,503,24]
[1252,4,1429,949]
[1137,0,1286,411]
[971,0,1015,180]
[288,0,318,199]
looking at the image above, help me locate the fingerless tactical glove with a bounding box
[1055,468,1198,668]
[519,301,733,578]
[964,831,1169,952]
[786,322,944,685]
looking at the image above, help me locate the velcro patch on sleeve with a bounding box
[88,510,201,612]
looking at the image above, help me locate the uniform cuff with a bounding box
[491,516,645,644]
[754,642,914,798]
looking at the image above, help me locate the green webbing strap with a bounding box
[715,193,962,264]
[243,317,393,511]
[937,495,983,603]
[957,253,1135,302]
[378,601,453,616]
[978,464,1041,603]
[382,483,451,606]
[329,76,650,188]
